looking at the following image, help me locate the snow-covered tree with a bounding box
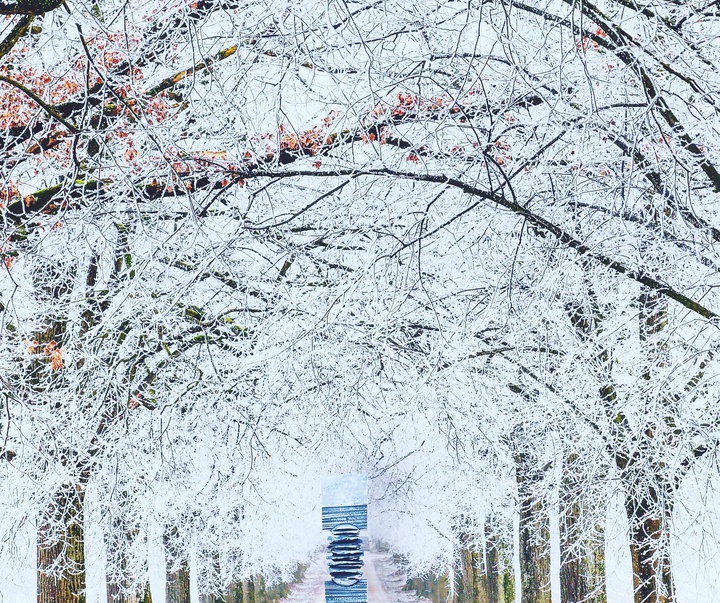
[2,1,720,602]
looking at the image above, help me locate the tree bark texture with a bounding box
[621,288,674,603]
[164,524,191,603]
[37,484,86,603]
[226,578,256,603]
[225,582,243,603]
[166,560,191,603]
[515,452,551,603]
[625,491,674,603]
[406,557,512,603]
[485,525,514,603]
[34,261,80,603]
[559,456,606,603]
[458,546,482,603]
[559,528,605,603]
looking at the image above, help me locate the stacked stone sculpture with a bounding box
[322,475,368,603]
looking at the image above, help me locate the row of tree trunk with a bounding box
[35,484,665,603]
[406,502,603,603]
[37,506,299,603]
[404,448,607,603]
[35,462,672,603]
[106,563,297,603]
[408,452,673,603]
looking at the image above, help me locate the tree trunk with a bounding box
[458,544,481,602]
[166,559,191,603]
[108,584,152,603]
[455,523,483,603]
[164,525,191,603]
[559,522,605,603]
[484,523,514,603]
[559,456,606,603]
[34,263,83,603]
[515,452,551,603]
[406,573,450,603]
[225,582,243,603]
[559,512,606,603]
[625,490,674,603]
[106,514,153,603]
[483,537,499,603]
[621,289,674,603]
[37,483,86,603]
[107,571,153,602]
[518,506,551,603]
[244,577,257,603]
[134,585,153,603]
[139,585,153,603]
[199,550,225,603]
[226,577,263,603]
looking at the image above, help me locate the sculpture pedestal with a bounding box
[325,580,367,603]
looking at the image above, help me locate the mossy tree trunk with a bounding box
[226,578,264,603]
[449,516,516,603]
[37,483,86,603]
[406,573,451,603]
[225,582,244,603]
[108,584,152,603]
[458,544,482,603]
[455,521,483,603]
[35,262,88,603]
[247,577,259,603]
[135,585,153,603]
[228,580,249,603]
[225,575,292,603]
[484,520,514,603]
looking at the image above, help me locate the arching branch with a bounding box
[0,0,62,15]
